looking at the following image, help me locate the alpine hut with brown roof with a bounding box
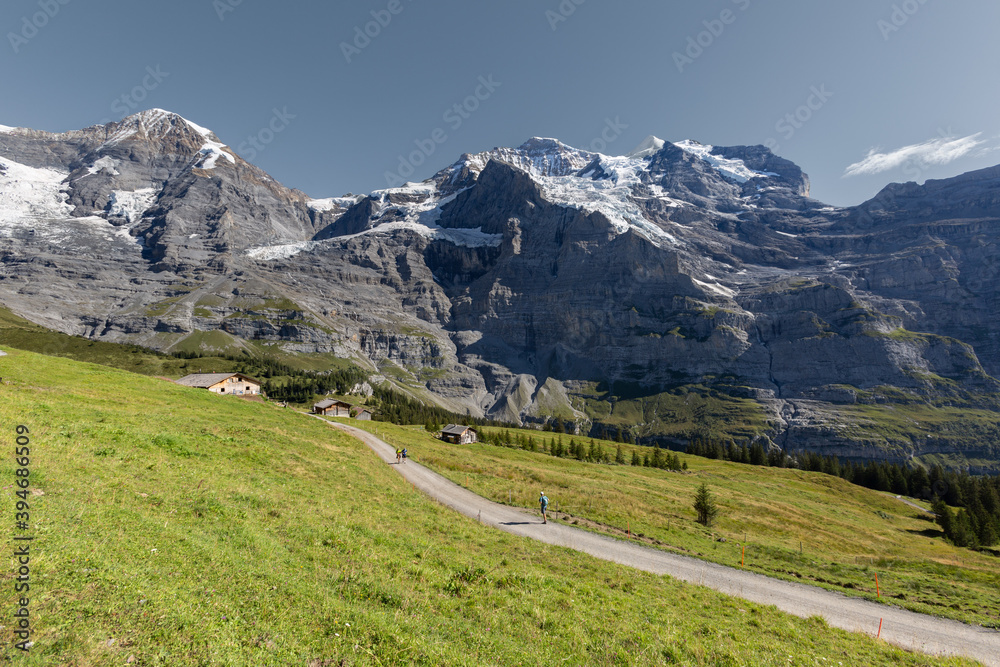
[440,424,478,444]
[175,373,261,396]
[313,399,353,417]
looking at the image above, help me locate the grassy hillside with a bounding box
[0,306,362,380]
[347,422,1000,630]
[569,382,772,443]
[0,347,976,665]
[0,306,235,379]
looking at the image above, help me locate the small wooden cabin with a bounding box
[440,424,478,444]
[313,399,352,417]
[352,407,373,421]
[175,373,261,396]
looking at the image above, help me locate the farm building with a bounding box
[175,373,261,396]
[313,399,352,417]
[352,407,373,421]
[440,424,478,444]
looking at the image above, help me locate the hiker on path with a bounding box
[539,492,549,524]
[402,448,408,464]
[396,448,402,464]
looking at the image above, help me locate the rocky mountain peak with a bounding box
[442,137,597,185]
[627,135,666,159]
[98,108,222,146]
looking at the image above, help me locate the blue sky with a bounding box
[2,0,999,206]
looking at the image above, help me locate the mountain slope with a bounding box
[2,347,975,665]
[3,112,1000,467]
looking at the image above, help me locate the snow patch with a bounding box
[306,185,502,249]
[246,241,319,261]
[198,142,235,169]
[451,139,596,180]
[308,196,362,212]
[176,115,214,139]
[692,278,736,298]
[107,188,157,223]
[675,140,777,184]
[774,230,798,238]
[0,156,73,227]
[0,124,15,134]
[644,184,684,206]
[537,154,680,247]
[0,155,142,251]
[339,220,503,248]
[627,135,666,159]
[87,156,120,176]
[371,181,438,197]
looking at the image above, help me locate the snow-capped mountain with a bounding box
[3,110,1000,467]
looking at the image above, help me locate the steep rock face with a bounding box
[4,115,1000,466]
[1,110,324,275]
[818,165,1000,381]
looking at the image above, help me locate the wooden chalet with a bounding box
[313,399,352,417]
[440,424,478,444]
[175,372,261,396]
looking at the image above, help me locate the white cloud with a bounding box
[843,133,985,177]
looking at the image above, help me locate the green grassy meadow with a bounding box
[0,347,979,665]
[346,422,1000,630]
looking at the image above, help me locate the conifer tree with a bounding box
[652,446,665,469]
[694,482,719,527]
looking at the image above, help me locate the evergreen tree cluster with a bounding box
[685,438,775,466]
[930,477,1000,548]
[479,430,615,464]
[641,447,686,471]
[367,385,511,429]
[684,436,1000,549]
[477,430,689,474]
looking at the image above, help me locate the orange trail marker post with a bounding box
[877,618,883,638]
[742,545,745,568]
[875,571,880,598]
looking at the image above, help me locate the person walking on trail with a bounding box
[395,448,402,464]
[539,492,549,524]
[401,448,408,464]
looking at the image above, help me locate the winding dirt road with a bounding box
[324,419,1000,666]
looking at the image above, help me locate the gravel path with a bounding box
[324,419,1000,666]
[892,494,937,515]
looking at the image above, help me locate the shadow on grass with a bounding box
[907,528,944,539]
